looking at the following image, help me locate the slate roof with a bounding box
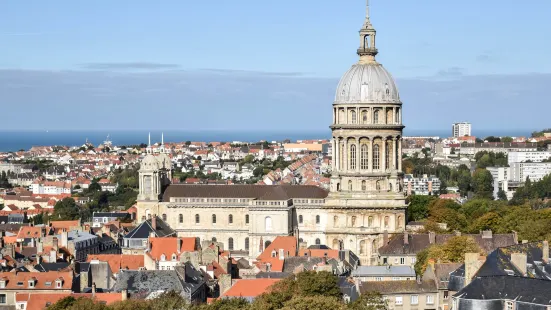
[359,280,438,294]
[112,263,204,296]
[378,233,516,256]
[34,262,71,272]
[433,263,462,289]
[163,184,328,201]
[454,276,551,305]
[351,266,415,277]
[124,216,175,239]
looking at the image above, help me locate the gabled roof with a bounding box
[16,226,43,239]
[454,276,551,304]
[0,271,73,289]
[351,266,415,277]
[19,292,122,310]
[124,216,175,239]
[148,237,196,261]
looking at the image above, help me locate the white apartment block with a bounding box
[486,167,513,200]
[404,174,441,195]
[30,181,72,195]
[508,151,551,165]
[452,122,471,138]
[509,162,551,182]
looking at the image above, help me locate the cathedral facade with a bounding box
[135,1,406,265]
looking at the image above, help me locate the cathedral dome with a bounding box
[335,63,400,104]
[141,154,159,170]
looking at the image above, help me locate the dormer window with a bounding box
[161,254,166,262]
[271,250,277,258]
[0,280,6,288]
[28,279,35,288]
[172,254,177,261]
[55,279,63,288]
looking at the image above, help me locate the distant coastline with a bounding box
[0,128,534,152]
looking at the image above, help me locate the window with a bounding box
[0,294,6,304]
[17,282,23,286]
[385,141,390,170]
[400,257,405,265]
[351,110,357,124]
[212,237,217,242]
[368,216,374,227]
[443,290,449,299]
[172,254,177,261]
[245,238,249,251]
[56,280,62,289]
[360,143,368,169]
[162,213,167,221]
[359,240,366,255]
[361,110,368,124]
[299,215,303,224]
[228,238,234,250]
[212,214,217,224]
[195,214,200,224]
[411,257,417,264]
[384,216,389,228]
[373,144,380,170]
[411,295,419,305]
[315,238,321,245]
[374,110,379,124]
[426,295,434,305]
[361,180,366,191]
[348,180,353,191]
[316,215,320,224]
[228,214,233,224]
[349,144,356,170]
[395,296,403,305]
[28,280,34,288]
[375,277,382,281]
[179,214,183,223]
[0,281,5,289]
[265,216,272,231]
[505,301,514,310]
[245,214,249,224]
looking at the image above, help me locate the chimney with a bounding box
[151,215,157,231]
[403,232,409,245]
[416,275,421,284]
[322,253,328,265]
[177,238,181,253]
[512,231,518,244]
[37,239,44,254]
[429,231,436,244]
[279,249,285,260]
[299,242,307,250]
[121,290,128,301]
[511,253,527,276]
[383,230,389,246]
[543,241,549,263]
[53,237,59,251]
[481,230,493,239]
[50,250,57,263]
[61,231,68,248]
[30,238,36,248]
[92,282,96,297]
[464,253,485,286]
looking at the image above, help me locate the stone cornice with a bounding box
[330,124,405,130]
[175,228,249,233]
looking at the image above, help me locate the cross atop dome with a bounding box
[357,0,378,62]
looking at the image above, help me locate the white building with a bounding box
[508,151,551,165]
[30,181,72,195]
[486,167,513,199]
[404,175,441,195]
[452,122,471,138]
[510,162,551,182]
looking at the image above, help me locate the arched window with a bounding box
[265,240,272,249]
[179,214,183,223]
[212,214,217,224]
[351,216,357,227]
[245,214,249,224]
[389,183,393,192]
[162,214,167,221]
[397,216,403,228]
[228,238,234,250]
[212,237,217,242]
[385,83,390,97]
[386,109,393,124]
[351,110,357,124]
[359,240,366,255]
[265,216,272,231]
[228,214,233,224]
[299,238,303,243]
[315,238,321,245]
[374,110,379,124]
[372,239,378,253]
[332,239,339,250]
[299,215,303,224]
[195,214,200,224]
[315,215,320,224]
[361,110,368,124]
[349,144,356,170]
[364,35,370,48]
[385,140,390,170]
[384,216,390,228]
[368,216,374,227]
[373,144,380,170]
[360,143,368,170]
[245,238,249,251]
[395,108,400,124]
[339,109,345,124]
[348,180,353,191]
[333,216,339,227]
[361,180,366,191]
[337,183,341,191]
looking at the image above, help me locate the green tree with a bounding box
[348,291,389,310]
[472,169,494,199]
[407,195,436,221]
[415,236,481,275]
[497,188,507,201]
[438,180,448,195]
[281,296,346,310]
[53,198,80,220]
[502,136,513,143]
[47,296,76,310]
[457,170,472,197]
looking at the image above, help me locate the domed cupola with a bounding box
[334,0,400,105]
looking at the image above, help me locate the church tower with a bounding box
[323,0,407,265]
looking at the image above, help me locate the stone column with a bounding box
[356,137,362,172]
[381,138,387,172]
[398,139,403,171]
[368,138,373,173]
[393,107,396,124]
[392,138,397,170]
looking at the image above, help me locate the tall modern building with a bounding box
[452,122,472,137]
[134,1,406,265]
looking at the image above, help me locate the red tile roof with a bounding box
[18,292,123,310]
[86,254,144,274]
[147,237,196,261]
[221,279,280,298]
[0,271,73,290]
[17,226,44,239]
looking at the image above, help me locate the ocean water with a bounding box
[0,129,533,152]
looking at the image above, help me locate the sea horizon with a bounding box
[0,128,538,152]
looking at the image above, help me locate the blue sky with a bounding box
[1,0,550,132]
